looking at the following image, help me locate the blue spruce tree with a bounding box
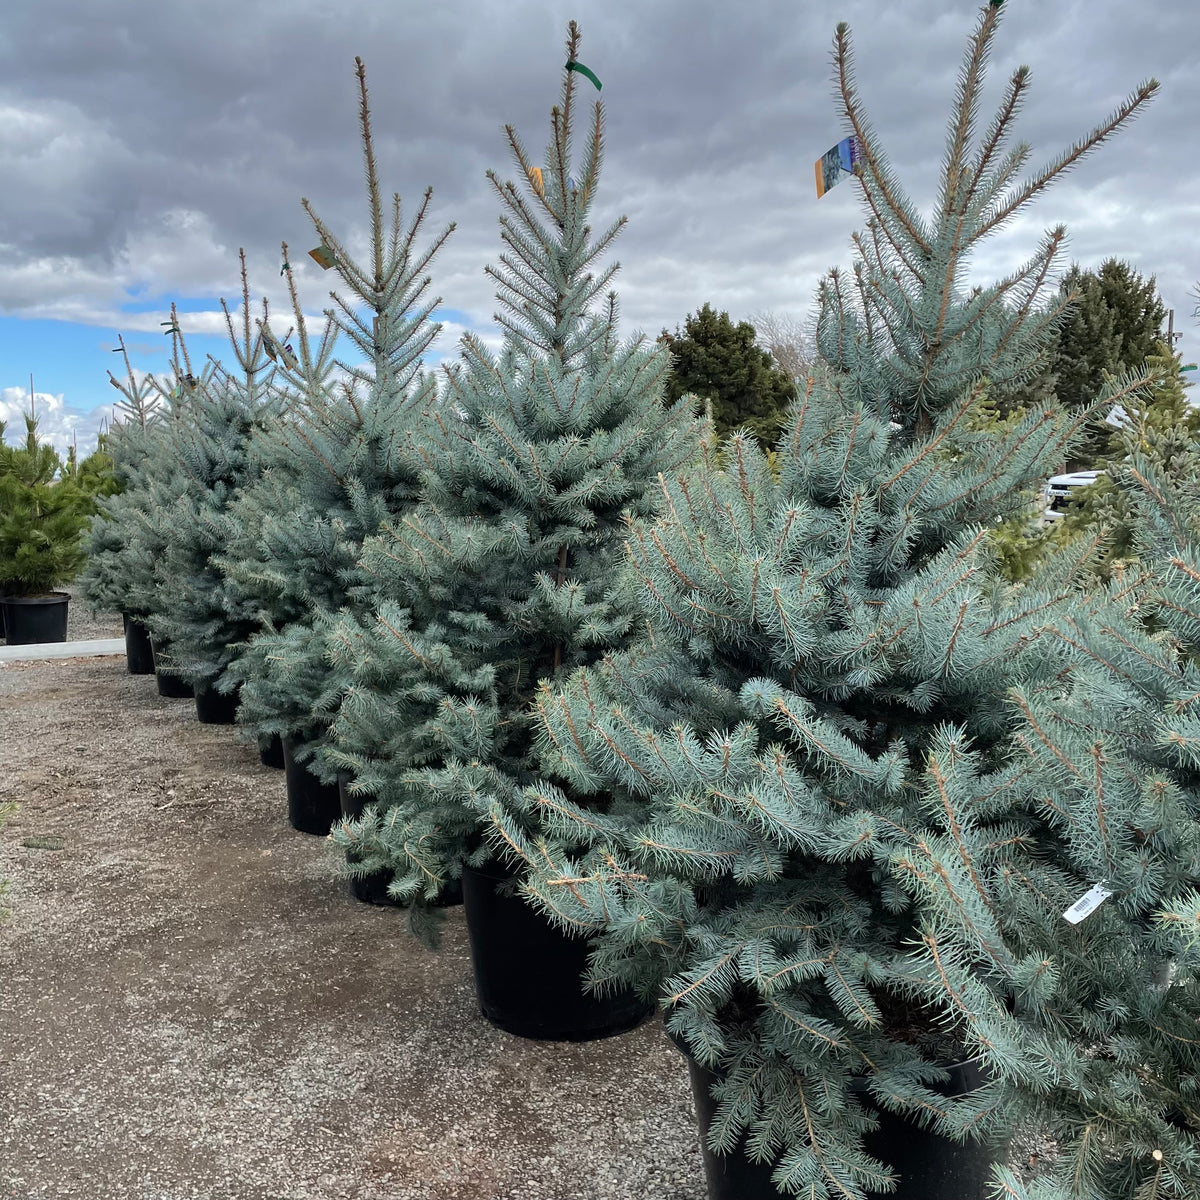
[92,319,218,679]
[478,6,1163,1197]
[220,57,454,774]
[327,21,703,937]
[953,447,1200,1200]
[145,282,281,695]
[80,338,170,620]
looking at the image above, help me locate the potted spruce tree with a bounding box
[218,56,455,840]
[80,337,168,674]
[327,22,702,1038]
[145,288,283,724]
[96,323,227,699]
[0,410,91,645]
[483,6,1165,1196]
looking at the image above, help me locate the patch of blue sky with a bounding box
[1,299,482,452]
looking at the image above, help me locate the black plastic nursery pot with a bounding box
[0,593,69,646]
[155,669,194,699]
[281,738,342,836]
[672,1031,997,1200]
[149,637,194,699]
[461,856,653,1042]
[335,775,463,909]
[121,614,155,675]
[194,681,241,725]
[258,734,285,770]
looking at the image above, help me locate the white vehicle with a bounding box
[1041,469,1104,524]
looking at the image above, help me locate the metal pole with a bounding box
[1167,308,1183,346]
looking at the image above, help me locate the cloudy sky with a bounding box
[1,0,1197,454]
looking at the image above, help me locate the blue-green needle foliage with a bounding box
[326,21,703,938]
[84,314,225,656]
[962,453,1200,1200]
[146,282,284,691]
[79,337,169,617]
[483,7,1164,1198]
[220,57,454,764]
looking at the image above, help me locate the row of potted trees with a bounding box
[80,9,1198,1199]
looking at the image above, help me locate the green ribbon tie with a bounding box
[566,60,602,90]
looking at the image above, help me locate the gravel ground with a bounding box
[0,656,706,1200]
[63,587,124,642]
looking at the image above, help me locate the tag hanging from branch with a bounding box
[280,260,291,276]
[1063,882,1113,925]
[566,60,602,90]
[528,166,545,198]
[814,135,861,198]
[308,245,337,270]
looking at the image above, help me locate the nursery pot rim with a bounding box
[1,590,70,604]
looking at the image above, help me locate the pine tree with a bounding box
[0,411,90,597]
[993,260,1167,463]
[1054,260,1166,468]
[220,58,454,768]
[326,22,702,937]
[64,432,118,502]
[661,303,798,445]
[479,7,1160,1197]
[96,336,206,660]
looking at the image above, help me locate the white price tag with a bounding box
[1063,883,1113,925]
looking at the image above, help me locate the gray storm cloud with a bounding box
[0,0,1195,395]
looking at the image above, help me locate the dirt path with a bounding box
[0,657,705,1200]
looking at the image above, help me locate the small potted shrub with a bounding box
[0,414,91,644]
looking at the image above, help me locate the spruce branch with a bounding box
[977,78,1160,239]
[834,23,931,261]
[939,1,1001,222]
